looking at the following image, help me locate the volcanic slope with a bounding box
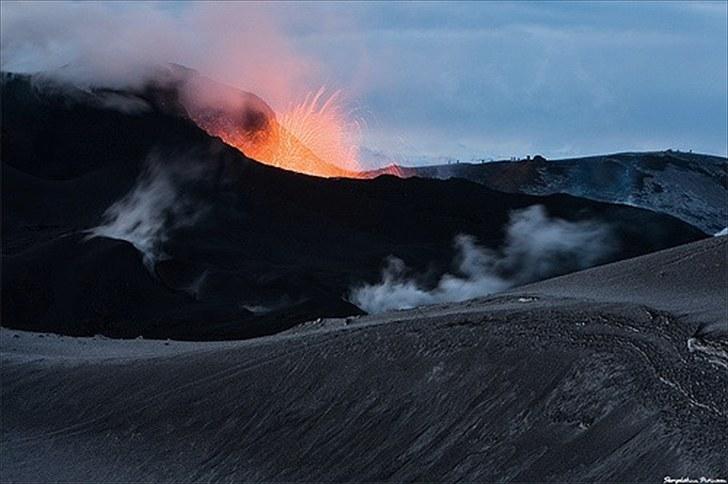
[1,72,707,340]
[366,151,728,234]
[2,237,726,482]
[519,234,728,334]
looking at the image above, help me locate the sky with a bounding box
[1,1,726,166]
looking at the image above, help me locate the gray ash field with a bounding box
[2,237,726,482]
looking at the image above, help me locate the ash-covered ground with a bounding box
[2,237,726,482]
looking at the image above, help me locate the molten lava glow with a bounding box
[202,87,363,178]
[272,88,362,177]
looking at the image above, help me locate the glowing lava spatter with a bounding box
[191,85,363,178]
[271,88,362,177]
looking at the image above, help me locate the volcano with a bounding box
[1,66,726,484]
[0,70,709,340]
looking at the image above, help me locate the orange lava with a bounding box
[194,87,364,178]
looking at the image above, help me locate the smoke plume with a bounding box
[0,2,315,110]
[350,205,615,313]
[88,154,208,269]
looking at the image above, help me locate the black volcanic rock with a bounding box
[2,234,232,336]
[0,72,708,340]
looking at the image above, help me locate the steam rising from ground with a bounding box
[351,205,615,313]
[88,155,207,269]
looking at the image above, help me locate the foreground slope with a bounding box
[2,237,726,482]
[520,235,728,334]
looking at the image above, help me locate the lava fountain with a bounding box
[184,76,363,178]
[270,88,362,177]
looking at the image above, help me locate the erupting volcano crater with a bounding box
[178,69,362,178]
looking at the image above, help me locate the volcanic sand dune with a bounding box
[2,237,726,482]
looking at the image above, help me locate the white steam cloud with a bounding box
[350,205,615,313]
[88,155,207,269]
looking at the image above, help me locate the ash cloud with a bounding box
[0,2,316,109]
[87,154,208,269]
[350,205,616,313]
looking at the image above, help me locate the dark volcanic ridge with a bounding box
[364,150,727,234]
[2,236,726,482]
[1,70,710,340]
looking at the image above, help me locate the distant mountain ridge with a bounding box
[363,151,727,233]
